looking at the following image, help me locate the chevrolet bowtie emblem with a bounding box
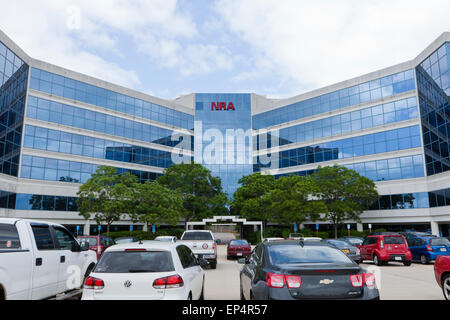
[320,279,334,285]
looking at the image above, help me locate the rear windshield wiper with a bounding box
[128,269,158,273]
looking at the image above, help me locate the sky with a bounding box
[0,0,449,100]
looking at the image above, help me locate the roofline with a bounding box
[1,28,448,115]
[0,29,194,115]
[252,32,450,114]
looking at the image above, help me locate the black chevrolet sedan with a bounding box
[238,240,379,300]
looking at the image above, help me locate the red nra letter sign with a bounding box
[211,102,235,111]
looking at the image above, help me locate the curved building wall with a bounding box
[0,29,449,236]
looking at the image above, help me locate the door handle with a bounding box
[60,256,66,263]
[36,258,43,266]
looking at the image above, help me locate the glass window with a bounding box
[0,223,21,249]
[31,226,55,250]
[54,227,76,250]
[94,251,175,273]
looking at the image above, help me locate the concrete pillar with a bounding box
[430,221,440,236]
[357,223,364,232]
[83,221,90,235]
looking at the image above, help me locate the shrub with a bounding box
[103,228,185,241]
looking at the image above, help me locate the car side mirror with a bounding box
[198,258,209,267]
[71,241,82,252]
[79,241,90,251]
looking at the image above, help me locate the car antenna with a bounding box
[139,239,143,244]
[298,238,304,247]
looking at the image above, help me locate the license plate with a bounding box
[440,248,446,252]
[237,253,243,256]
[342,249,350,254]
[394,256,402,261]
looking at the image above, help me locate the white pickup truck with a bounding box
[179,230,217,269]
[0,218,97,300]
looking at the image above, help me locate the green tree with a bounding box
[132,181,184,238]
[231,172,276,222]
[264,175,326,228]
[157,163,228,228]
[77,166,137,236]
[310,165,379,238]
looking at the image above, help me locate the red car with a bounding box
[78,235,115,260]
[434,256,450,300]
[359,234,412,266]
[227,239,251,260]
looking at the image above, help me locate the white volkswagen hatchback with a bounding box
[81,241,207,300]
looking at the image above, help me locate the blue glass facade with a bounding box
[256,97,418,148]
[1,30,450,234]
[27,96,191,148]
[255,126,422,171]
[0,41,28,177]
[29,68,194,130]
[195,93,252,196]
[20,155,162,184]
[23,125,186,169]
[253,70,415,130]
[416,42,450,176]
[273,154,425,182]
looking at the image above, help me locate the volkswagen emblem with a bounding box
[320,279,334,285]
[124,280,132,288]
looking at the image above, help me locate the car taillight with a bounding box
[364,273,376,287]
[153,275,184,289]
[350,273,376,287]
[84,276,104,290]
[212,242,215,250]
[426,245,433,251]
[350,274,363,287]
[266,272,286,288]
[285,275,302,288]
[379,240,384,249]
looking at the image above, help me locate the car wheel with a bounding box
[442,274,450,300]
[373,254,382,266]
[199,278,205,300]
[211,259,217,269]
[240,284,245,300]
[227,256,230,260]
[420,255,429,265]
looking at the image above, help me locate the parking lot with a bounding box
[204,245,445,300]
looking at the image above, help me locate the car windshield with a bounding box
[94,251,174,273]
[230,240,248,245]
[181,232,212,240]
[384,236,405,244]
[115,238,135,244]
[79,237,98,246]
[344,238,363,245]
[268,245,352,264]
[156,237,173,242]
[327,240,351,248]
[430,238,450,246]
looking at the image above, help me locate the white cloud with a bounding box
[0,0,236,91]
[214,0,450,97]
